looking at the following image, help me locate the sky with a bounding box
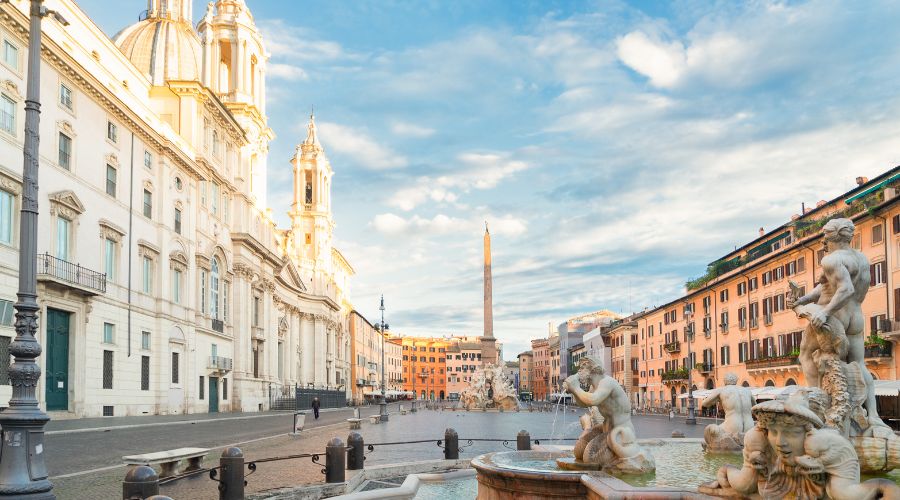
[78,0,900,360]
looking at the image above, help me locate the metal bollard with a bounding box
[123,465,159,499]
[347,432,365,470]
[219,447,245,500]
[326,437,346,483]
[444,428,459,460]
[517,430,531,451]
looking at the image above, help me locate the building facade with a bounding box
[517,350,533,395]
[504,361,519,391]
[624,169,900,412]
[400,336,449,400]
[531,338,549,401]
[0,0,353,417]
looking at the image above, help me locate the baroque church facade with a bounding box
[0,0,354,417]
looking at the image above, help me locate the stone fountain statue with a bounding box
[701,218,900,498]
[702,373,755,452]
[559,355,655,474]
[459,364,518,410]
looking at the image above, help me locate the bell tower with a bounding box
[197,0,272,207]
[288,113,335,292]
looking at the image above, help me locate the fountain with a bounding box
[459,364,519,411]
[470,218,900,499]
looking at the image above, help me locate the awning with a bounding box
[875,380,900,397]
[677,389,713,400]
[678,385,801,401]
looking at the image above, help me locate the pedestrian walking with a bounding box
[669,408,675,420]
[312,397,321,420]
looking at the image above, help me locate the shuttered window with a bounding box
[103,350,113,389]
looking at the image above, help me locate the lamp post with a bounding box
[684,304,696,425]
[378,295,388,422]
[0,1,67,497]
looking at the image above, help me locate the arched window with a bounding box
[785,378,797,386]
[210,257,220,318]
[765,379,775,387]
[742,381,750,387]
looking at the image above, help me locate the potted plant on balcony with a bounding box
[866,333,887,348]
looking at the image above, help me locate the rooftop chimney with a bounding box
[856,176,869,186]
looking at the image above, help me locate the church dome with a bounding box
[113,2,201,86]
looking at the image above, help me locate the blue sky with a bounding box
[78,0,900,359]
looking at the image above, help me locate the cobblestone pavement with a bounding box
[50,406,709,499]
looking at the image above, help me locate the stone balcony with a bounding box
[664,341,681,354]
[37,253,106,295]
[660,370,689,384]
[695,362,714,374]
[744,354,799,373]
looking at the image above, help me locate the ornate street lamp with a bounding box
[684,303,697,425]
[378,295,388,422]
[0,1,68,497]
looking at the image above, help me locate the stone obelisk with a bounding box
[482,222,498,366]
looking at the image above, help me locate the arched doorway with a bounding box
[679,386,687,409]
[765,380,775,387]
[670,386,677,408]
[785,378,797,386]
[439,390,445,400]
[705,379,715,389]
[420,390,426,399]
[741,381,750,387]
[429,390,435,400]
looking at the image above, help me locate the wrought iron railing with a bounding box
[663,341,681,353]
[208,356,233,371]
[865,344,892,358]
[37,253,106,293]
[211,318,224,333]
[744,354,799,370]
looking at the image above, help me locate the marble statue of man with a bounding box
[562,355,654,473]
[701,373,755,451]
[787,218,884,427]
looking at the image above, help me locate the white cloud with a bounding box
[317,122,409,170]
[371,213,527,237]
[267,63,309,81]
[257,20,349,61]
[390,121,436,138]
[388,152,530,211]
[616,31,686,88]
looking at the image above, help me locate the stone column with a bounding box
[301,314,315,385]
[315,317,327,386]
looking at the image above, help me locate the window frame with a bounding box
[0,93,16,136]
[105,164,117,197]
[1,39,19,73]
[59,82,74,112]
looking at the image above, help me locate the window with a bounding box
[103,350,113,389]
[721,345,730,366]
[252,296,260,327]
[172,269,182,304]
[171,352,180,384]
[200,270,207,313]
[210,258,220,318]
[797,257,806,273]
[58,132,72,169]
[142,256,153,293]
[749,277,758,291]
[773,266,784,281]
[141,355,150,390]
[2,40,17,71]
[0,190,13,245]
[142,189,152,218]
[737,282,746,296]
[817,248,826,264]
[873,224,884,245]
[144,151,153,169]
[104,238,116,281]
[720,289,728,302]
[107,121,117,143]
[199,376,205,400]
[762,271,772,286]
[105,164,117,197]
[0,300,12,327]
[893,215,900,235]
[141,331,151,350]
[59,84,72,110]
[0,95,15,134]
[174,208,182,234]
[720,311,729,332]
[871,261,886,286]
[852,234,861,250]
[103,322,115,344]
[55,217,70,261]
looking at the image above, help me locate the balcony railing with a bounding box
[208,356,233,371]
[211,318,224,333]
[664,341,681,353]
[37,253,106,294]
[661,370,689,382]
[744,354,799,370]
[695,362,714,373]
[864,344,892,358]
[877,319,900,334]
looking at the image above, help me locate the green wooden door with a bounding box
[45,308,70,411]
[208,376,219,413]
